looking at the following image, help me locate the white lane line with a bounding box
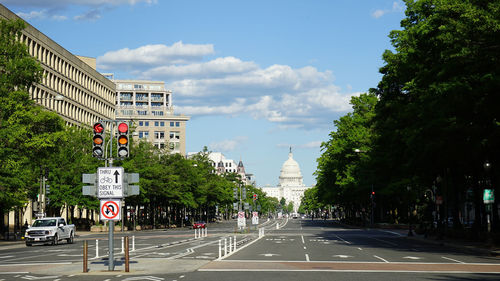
[371,237,398,246]
[301,235,305,244]
[441,256,465,264]
[303,246,306,250]
[357,248,363,251]
[379,230,403,236]
[333,234,351,244]
[373,255,389,263]
[305,254,310,262]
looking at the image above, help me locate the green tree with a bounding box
[0,18,65,231]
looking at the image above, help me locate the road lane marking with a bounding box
[303,246,306,250]
[305,254,310,262]
[403,256,422,260]
[379,230,403,236]
[333,234,351,244]
[301,235,305,244]
[442,256,465,264]
[357,248,363,251]
[374,255,389,263]
[371,237,398,246]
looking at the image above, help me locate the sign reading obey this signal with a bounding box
[100,199,121,221]
[98,167,123,198]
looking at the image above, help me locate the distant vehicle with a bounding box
[192,221,206,229]
[292,214,299,219]
[24,217,75,246]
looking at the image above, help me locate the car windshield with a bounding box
[32,219,57,227]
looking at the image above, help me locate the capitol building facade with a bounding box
[260,149,312,213]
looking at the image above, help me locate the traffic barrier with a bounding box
[276,223,279,229]
[229,237,232,253]
[121,237,124,254]
[132,235,135,251]
[218,239,222,258]
[95,239,99,258]
[224,238,227,256]
[234,235,237,251]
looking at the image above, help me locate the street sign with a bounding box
[97,167,124,198]
[237,211,246,227]
[483,189,495,204]
[100,199,121,221]
[252,211,259,225]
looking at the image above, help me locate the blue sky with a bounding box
[2,0,405,187]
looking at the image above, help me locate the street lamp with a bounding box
[354,148,374,227]
[407,185,413,236]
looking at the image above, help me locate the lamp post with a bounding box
[483,161,492,233]
[407,185,413,236]
[354,149,374,227]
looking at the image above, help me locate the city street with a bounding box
[0,218,499,280]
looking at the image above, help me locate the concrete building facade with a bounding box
[113,79,190,155]
[0,4,116,127]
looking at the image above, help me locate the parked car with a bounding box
[24,217,75,246]
[192,221,206,229]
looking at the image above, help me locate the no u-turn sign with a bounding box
[100,199,121,221]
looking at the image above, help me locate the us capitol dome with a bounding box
[260,148,311,213]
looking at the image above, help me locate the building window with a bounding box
[138,131,149,138]
[176,122,180,127]
[152,111,164,116]
[160,122,165,126]
[137,110,148,115]
[151,102,162,107]
[169,131,180,140]
[170,122,174,127]
[145,121,149,126]
[139,121,143,126]
[154,131,165,139]
[155,121,159,127]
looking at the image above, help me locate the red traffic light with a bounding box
[118,122,128,133]
[372,191,375,195]
[93,122,104,134]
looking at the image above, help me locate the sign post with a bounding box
[483,189,495,232]
[237,211,246,229]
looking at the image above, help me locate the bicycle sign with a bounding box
[100,199,121,220]
[97,167,124,198]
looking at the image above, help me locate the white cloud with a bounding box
[209,136,248,152]
[97,42,215,69]
[3,0,156,8]
[16,10,67,21]
[101,42,360,130]
[372,1,404,19]
[74,9,101,21]
[143,57,258,79]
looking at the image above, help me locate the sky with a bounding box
[2,0,406,187]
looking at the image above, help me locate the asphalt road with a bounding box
[1,218,499,281]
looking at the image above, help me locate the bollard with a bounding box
[132,235,135,252]
[83,240,88,273]
[121,237,124,254]
[95,239,99,258]
[229,237,232,253]
[218,239,222,258]
[224,238,227,256]
[125,236,129,273]
[276,223,279,229]
[234,235,237,251]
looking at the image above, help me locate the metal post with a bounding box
[229,237,232,253]
[109,220,114,271]
[224,238,227,256]
[95,239,99,258]
[121,237,124,254]
[218,239,221,258]
[132,235,135,251]
[125,236,129,272]
[234,235,236,251]
[83,240,88,273]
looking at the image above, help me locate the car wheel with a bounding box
[26,242,32,247]
[67,232,74,244]
[52,234,58,246]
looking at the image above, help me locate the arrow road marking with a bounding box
[403,256,422,260]
[333,255,352,258]
[260,253,280,257]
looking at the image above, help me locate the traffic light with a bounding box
[371,191,375,199]
[117,122,129,158]
[93,122,105,158]
[233,188,238,199]
[253,194,258,201]
[242,187,246,199]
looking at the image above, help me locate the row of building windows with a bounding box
[138,131,180,140]
[22,34,114,104]
[138,121,181,127]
